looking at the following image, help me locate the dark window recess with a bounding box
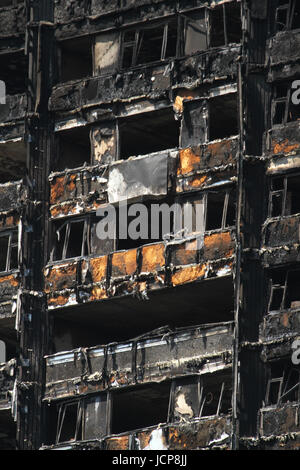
[272,81,300,126]
[0,51,27,94]
[55,401,83,444]
[0,231,18,272]
[269,174,300,217]
[121,20,178,69]
[111,382,171,434]
[183,9,207,55]
[268,268,300,311]
[118,108,180,159]
[0,0,23,6]
[265,361,300,406]
[52,218,88,261]
[117,199,175,251]
[205,188,236,231]
[210,3,242,48]
[55,126,91,171]
[59,37,93,83]
[209,93,238,141]
[275,0,300,32]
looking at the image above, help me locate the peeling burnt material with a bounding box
[1,0,300,452]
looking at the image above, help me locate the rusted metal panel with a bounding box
[87,256,108,283]
[44,262,78,293]
[172,264,207,287]
[203,231,235,260]
[177,139,238,176]
[140,243,165,274]
[105,435,129,450]
[0,274,19,302]
[111,249,137,278]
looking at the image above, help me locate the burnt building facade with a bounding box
[0,0,299,451]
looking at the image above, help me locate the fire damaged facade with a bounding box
[0,0,300,452]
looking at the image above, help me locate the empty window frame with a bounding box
[205,187,236,231]
[209,2,242,48]
[182,9,208,56]
[0,230,18,272]
[121,19,178,69]
[275,0,300,32]
[170,373,232,422]
[272,82,300,126]
[269,174,300,217]
[209,93,239,141]
[58,37,93,83]
[268,268,300,312]
[265,361,300,406]
[51,218,89,262]
[55,400,84,444]
[118,108,180,160]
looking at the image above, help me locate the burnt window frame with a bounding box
[120,17,180,70]
[208,2,242,49]
[204,186,236,232]
[0,229,18,273]
[265,363,300,406]
[50,216,90,262]
[275,0,300,32]
[268,173,300,218]
[268,268,300,312]
[271,81,300,127]
[55,399,84,444]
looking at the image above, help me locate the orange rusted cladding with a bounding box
[141,243,165,273]
[136,430,153,450]
[50,202,78,218]
[106,436,129,450]
[170,239,198,266]
[111,249,137,278]
[272,139,300,156]
[50,176,65,205]
[0,274,19,288]
[90,287,107,301]
[173,90,199,113]
[203,231,234,260]
[50,174,77,205]
[44,262,77,293]
[178,140,237,176]
[48,293,70,308]
[171,264,206,287]
[89,256,108,283]
[0,214,19,229]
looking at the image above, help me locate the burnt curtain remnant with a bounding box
[0,0,299,451]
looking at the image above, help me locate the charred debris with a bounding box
[0,0,300,451]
